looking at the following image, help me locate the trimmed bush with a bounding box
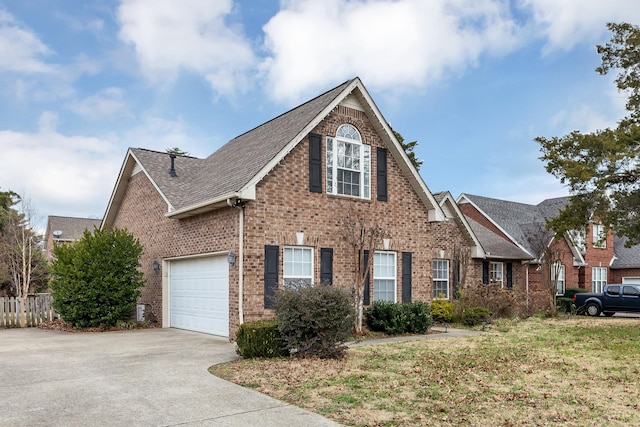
[275,283,356,359]
[430,299,455,323]
[462,307,491,326]
[365,301,433,335]
[49,228,144,328]
[235,320,286,358]
[563,287,589,299]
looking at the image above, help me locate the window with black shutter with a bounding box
[377,147,387,201]
[264,245,279,308]
[309,133,322,193]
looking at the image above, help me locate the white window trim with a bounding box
[593,224,606,248]
[592,267,607,293]
[283,246,314,286]
[373,251,396,303]
[552,262,565,296]
[490,261,504,287]
[326,124,371,199]
[433,259,450,300]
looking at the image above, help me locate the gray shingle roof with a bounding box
[132,79,354,211]
[46,216,102,241]
[612,236,640,268]
[465,216,532,259]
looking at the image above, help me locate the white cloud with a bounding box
[0,8,54,74]
[261,0,521,103]
[519,0,640,52]
[121,115,195,154]
[117,0,256,96]
[0,113,121,218]
[70,87,130,120]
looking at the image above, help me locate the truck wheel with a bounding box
[586,303,601,317]
[603,312,615,317]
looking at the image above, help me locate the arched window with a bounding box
[326,124,370,198]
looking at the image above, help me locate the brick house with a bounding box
[102,77,482,338]
[43,216,102,261]
[457,193,640,295]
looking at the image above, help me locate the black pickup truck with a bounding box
[573,284,640,316]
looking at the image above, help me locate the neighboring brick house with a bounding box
[457,193,640,295]
[43,216,102,261]
[102,77,481,338]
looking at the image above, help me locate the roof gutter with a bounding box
[165,188,255,219]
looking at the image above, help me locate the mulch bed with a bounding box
[38,319,158,333]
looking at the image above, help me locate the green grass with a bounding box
[210,316,640,426]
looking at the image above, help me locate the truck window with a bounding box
[623,286,640,297]
[606,286,620,296]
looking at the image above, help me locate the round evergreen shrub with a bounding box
[462,307,491,326]
[430,299,455,323]
[275,283,356,359]
[49,228,145,328]
[235,320,286,358]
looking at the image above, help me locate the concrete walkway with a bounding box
[0,328,340,427]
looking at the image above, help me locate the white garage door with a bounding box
[622,277,640,285]
[169,256,229,337]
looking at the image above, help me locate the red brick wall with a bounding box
[610,268,640,283]
[241,105,476,322]
[583,224,614,290]
[111,105,477,337]
[111,171,239,330]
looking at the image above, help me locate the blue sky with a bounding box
[0,0,637,226]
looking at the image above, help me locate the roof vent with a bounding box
[169,154,177,177]
[53,230,63,238]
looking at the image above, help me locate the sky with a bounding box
[1,0,638,227]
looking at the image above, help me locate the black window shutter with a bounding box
[377,147,388,201]
[402,252,412,303]
[506,262,513,289]
[363,250,370,305]
[482,261,489,284]
[264,245,279,308]
[309,133,322,193]
[320,248,333,285]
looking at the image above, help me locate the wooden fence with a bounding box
[0,294,56,327]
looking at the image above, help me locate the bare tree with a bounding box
[341,209,387,334]
[452,244,471,297]
[0,197,47,326]
[526,223,562,315]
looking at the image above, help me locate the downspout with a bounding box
[228,198,245,325]
[238,205,244,325]
[526,264,530,310]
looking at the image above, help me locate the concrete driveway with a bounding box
[0,327,340,427]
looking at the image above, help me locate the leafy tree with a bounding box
[536,22,640,245]
[49,228,145,328]
[0,188,19,232]
[166,147,190,156]
[393,130,423,171]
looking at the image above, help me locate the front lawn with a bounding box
[210,317,640,426]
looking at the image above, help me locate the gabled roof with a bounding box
[44,216,102,243]
[464,216,532,260]
[433,191,485,258]
[612,236,640,269]
[104,77,445,227]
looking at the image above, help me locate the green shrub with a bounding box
[235,320,286,358]
[275,283,356,359]
[563,287,588,299]
[49,228,145,328]
[556,297,574,314]
[365,301,433,335]
[462,307,491,326]
[430,299,455,323]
